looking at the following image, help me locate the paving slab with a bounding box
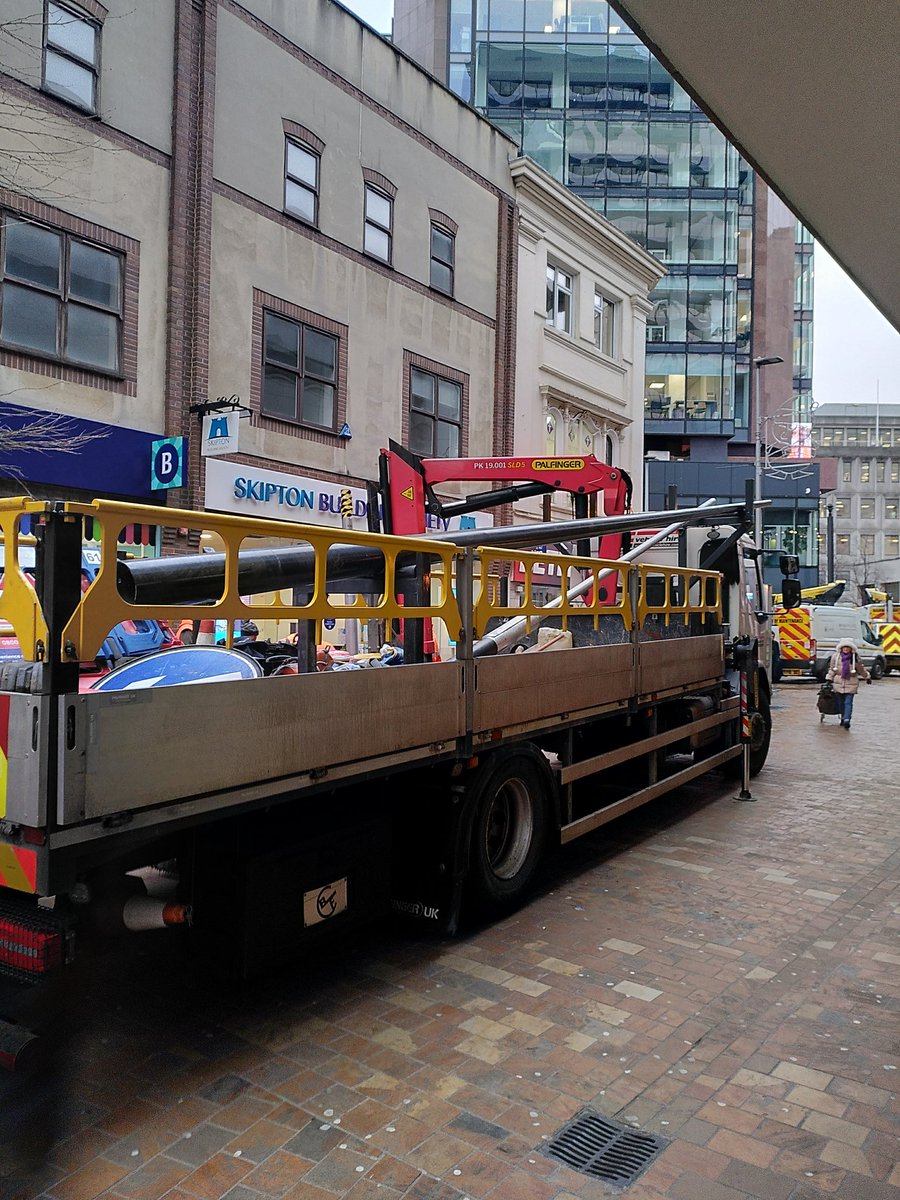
[1,678,898,1199]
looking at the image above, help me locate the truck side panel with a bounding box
[472,643,634,733]
[58,663,466,823]
[637,635,724,696]
[0,693,49,829]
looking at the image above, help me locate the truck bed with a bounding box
[48,634,724,831]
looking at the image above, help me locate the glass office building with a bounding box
[399,0,811,458]
[393,0,816,579]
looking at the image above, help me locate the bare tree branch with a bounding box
[0,406,111,471]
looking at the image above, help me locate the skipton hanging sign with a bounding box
[201,410,240,457]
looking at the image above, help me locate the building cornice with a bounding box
[509,155,664,290]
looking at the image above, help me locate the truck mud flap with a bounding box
[191,799,393,980]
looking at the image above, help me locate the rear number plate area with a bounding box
[303,878,348,926]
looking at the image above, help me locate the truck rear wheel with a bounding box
[466,750,551,915]
[746,695,772,776]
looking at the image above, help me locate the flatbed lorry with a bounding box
[0,480,777,1010]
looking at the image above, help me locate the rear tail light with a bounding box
[809,638,817,658]
[0,905,68,980]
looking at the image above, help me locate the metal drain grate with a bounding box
[543,1108,668,1188]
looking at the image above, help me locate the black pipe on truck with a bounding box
[116,501,753,607]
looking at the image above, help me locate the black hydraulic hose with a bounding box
[116,501,755,606]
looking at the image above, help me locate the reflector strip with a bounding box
[0,844,37,893]
[740,671,750,741]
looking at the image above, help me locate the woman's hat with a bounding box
[837,638,857,651]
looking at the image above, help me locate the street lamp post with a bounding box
[753,354,784,547]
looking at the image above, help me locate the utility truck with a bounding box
[0,455,778,1031]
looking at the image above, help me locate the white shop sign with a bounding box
[204,456,493,533]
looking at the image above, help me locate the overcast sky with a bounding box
[339,0,900,413]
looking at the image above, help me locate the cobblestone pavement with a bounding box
[5,679,899,1200]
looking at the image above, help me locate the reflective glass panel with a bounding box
[285,180,315,223]
[687,277,725,343]
[0,283,58,355]
[44,49,95,109]
[47,3,96,63]
[449,61,473,102]
[409,409,434,455]
[364,224,390,260]
[689,200,726,263]
[646,200,689,262]
[264,313,300,369]
[566,119,605,186]
[437,420,460,457]
[648,121,691,187]
[567,44,605,109]
[736,292,751,348]
[648,54,675,109]
[690,123,727,187]
[262,366,298,420]
[523,43,565,107]
[286,141,318,187]
[69,242,121,309]
[523,117,563,179]
[365,188,391,228]
[524,0,555,31]
[4,220,61,290]
[411,368,435,414]
[304,329,337,381]
[489,0,524,31]
[431,260,453,294]
[686,352,732,419]
[486,43,526,107]
[605,120,647,185]
[648,276,687,341]
[604,197,647,247]
[568,0,609,34]
[644,351,686,416]
[301,380,334,428]
[438,379,461,419]
[65,303,119,371]
[450,0,473,52]
[606,44,649,110]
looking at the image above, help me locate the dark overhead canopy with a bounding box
[610,0,900,333]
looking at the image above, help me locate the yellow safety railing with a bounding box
[0,500,49,661]
[58,499,465,662]
[473,547,632,638]
[0,497,723,665]
[636,565,721,626]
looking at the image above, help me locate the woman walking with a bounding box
[825,638,871,728]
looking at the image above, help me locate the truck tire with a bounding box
[746,693,772,776]
[870,658,885,680]
[465,750,551,915]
